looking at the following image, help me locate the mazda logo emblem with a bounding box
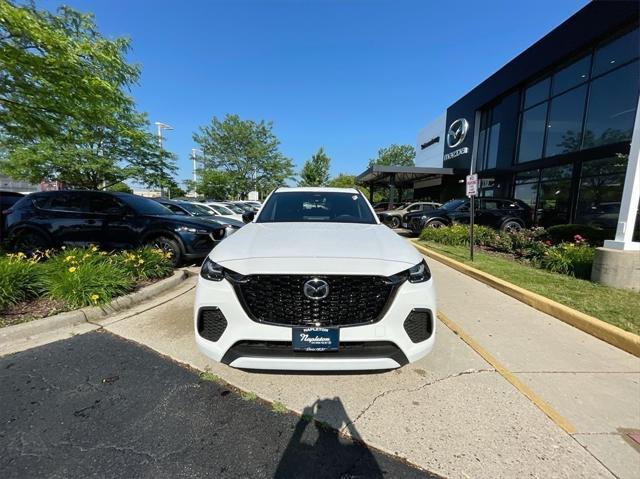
[303,278,329,300]
[447,118,469,148]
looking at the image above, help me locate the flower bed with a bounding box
[0,246,174,327]
[419,224,596,279]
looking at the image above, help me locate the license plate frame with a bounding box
[292,327,339,352]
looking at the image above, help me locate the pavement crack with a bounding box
[340,368,494,435]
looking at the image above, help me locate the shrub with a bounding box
[539,242,595,279]
[43,257,134,309]
[473,226,498,247]
[420,223,469,246]
[112,247,174,281]
[0,254,45,311]
[546,224,609,246]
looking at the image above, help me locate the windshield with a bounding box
[210,204,235,215]
[440,199,467,211]
[257,191,376,224]
[119,195,173,215]
[224,203,245,214]
[178,202,214,216]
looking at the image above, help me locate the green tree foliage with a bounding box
[106,182,133,194]
[0,1,176,189]
[327,173,382,202]
[185,169,236,200]
[298,147,331,187]
[193,114,294,198]
[368,144,416,167]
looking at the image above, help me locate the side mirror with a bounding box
[242,211,255,224]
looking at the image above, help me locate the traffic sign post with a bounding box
[466,174,478,261]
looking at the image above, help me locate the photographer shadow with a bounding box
[274,396,383,479]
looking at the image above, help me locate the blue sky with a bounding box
[40,0,587,185]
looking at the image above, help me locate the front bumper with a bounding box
[193,275,436,371]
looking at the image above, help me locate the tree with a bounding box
[327,173,383,202]
[0,1,176,189]
[107,182,132,194]
[298,147,331,187]
[368,144,416,168]
[185,169,236,200]
[193,114,294,198]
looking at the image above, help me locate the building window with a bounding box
[513,169,540,210]
[592,27,640,77]
[516,27,639,164]
[544,84,588,157]
[537,165,573,227]
[583,60,640,149]
[476,101,504,171]
[517,103,547,163]
[575,156,628,238]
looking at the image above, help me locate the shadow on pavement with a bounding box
[275,397,384,479]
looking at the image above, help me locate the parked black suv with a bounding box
[407,198,532,234]
[4,191,226,265]
[153,198,244,235]
[1,191,25,241]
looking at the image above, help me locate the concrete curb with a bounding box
[412,240,640,358]
[0,269,190,345]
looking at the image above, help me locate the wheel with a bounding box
[426,220,446,228]
[389,217,401,229]
[11,229,51,255]
[501,220,523,233]
[148,236,182,267]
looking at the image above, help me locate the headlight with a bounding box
[421,215,427,220]
[175,225,209,234]
[224,225,238,237]
[408,259,431,283]
[200,257,225,281]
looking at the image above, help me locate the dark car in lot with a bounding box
[1,191,25,242]
[378,202,441,229]
[407,197,532,235]
[4,191,227,265]
[153,198,244,237]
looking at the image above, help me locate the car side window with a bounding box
[167,204,187,215]
[89,195,126,215]
[47,193,87,212]
[501,200,521,210]
[407,204,421,212]
[482,200,500,210]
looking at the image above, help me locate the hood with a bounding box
[154,215,224,231]
[209,222,423,276]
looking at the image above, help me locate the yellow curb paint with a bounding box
[413,240,640,358]
[437,311,576,435]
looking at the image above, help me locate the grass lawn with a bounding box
[418,240,640,335]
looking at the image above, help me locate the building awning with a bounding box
[356,165,462,187]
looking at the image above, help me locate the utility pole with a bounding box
[191,148,202,197]
[155,122,173,198]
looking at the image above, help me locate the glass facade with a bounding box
[516,27,639,164]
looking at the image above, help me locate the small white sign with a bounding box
[466,174,478,197]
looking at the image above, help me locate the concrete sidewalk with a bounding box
[3,256,638,478]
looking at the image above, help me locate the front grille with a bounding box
[221,340,409,366]
[232,275,402,327]
[403,309,433,343]
[197,308,227,342]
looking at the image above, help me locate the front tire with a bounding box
[426,220,446,228]
[11,229,51,255]
[148,236,182,267]
[501,220,523,233]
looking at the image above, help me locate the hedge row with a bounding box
[0,246,174,313]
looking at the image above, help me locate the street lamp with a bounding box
[191,148,202,197]
[154,121,173,197]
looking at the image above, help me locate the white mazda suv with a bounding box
[194,187,436,371]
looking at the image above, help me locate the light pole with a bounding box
[191,148,202,197]
[155,121,173,197]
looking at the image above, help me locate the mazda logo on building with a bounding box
[303,278,329,300]
[447,118,469,148]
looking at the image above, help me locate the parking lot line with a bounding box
[438,311,576,434]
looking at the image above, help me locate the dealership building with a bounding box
[358,0,639,288]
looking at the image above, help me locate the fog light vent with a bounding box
[197,307,228,342]
[403,309,433,343]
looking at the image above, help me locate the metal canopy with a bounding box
[356,165,460,187]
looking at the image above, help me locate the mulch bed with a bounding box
[0,297,68,328]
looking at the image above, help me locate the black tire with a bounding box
[11,229,51,255]
[501,220,524,233]
[389,217,401,229]
[426,220,446,228]
[148,236,182,267]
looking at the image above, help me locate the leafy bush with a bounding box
[546,224,609,246]
[420,223,469,246]
[0,254,45,311]
[539,242,595,279]
[112,248,174,281]
[473,226,498,247]
[43,251,135,308]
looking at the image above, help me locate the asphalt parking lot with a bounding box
[0,331,435,479]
